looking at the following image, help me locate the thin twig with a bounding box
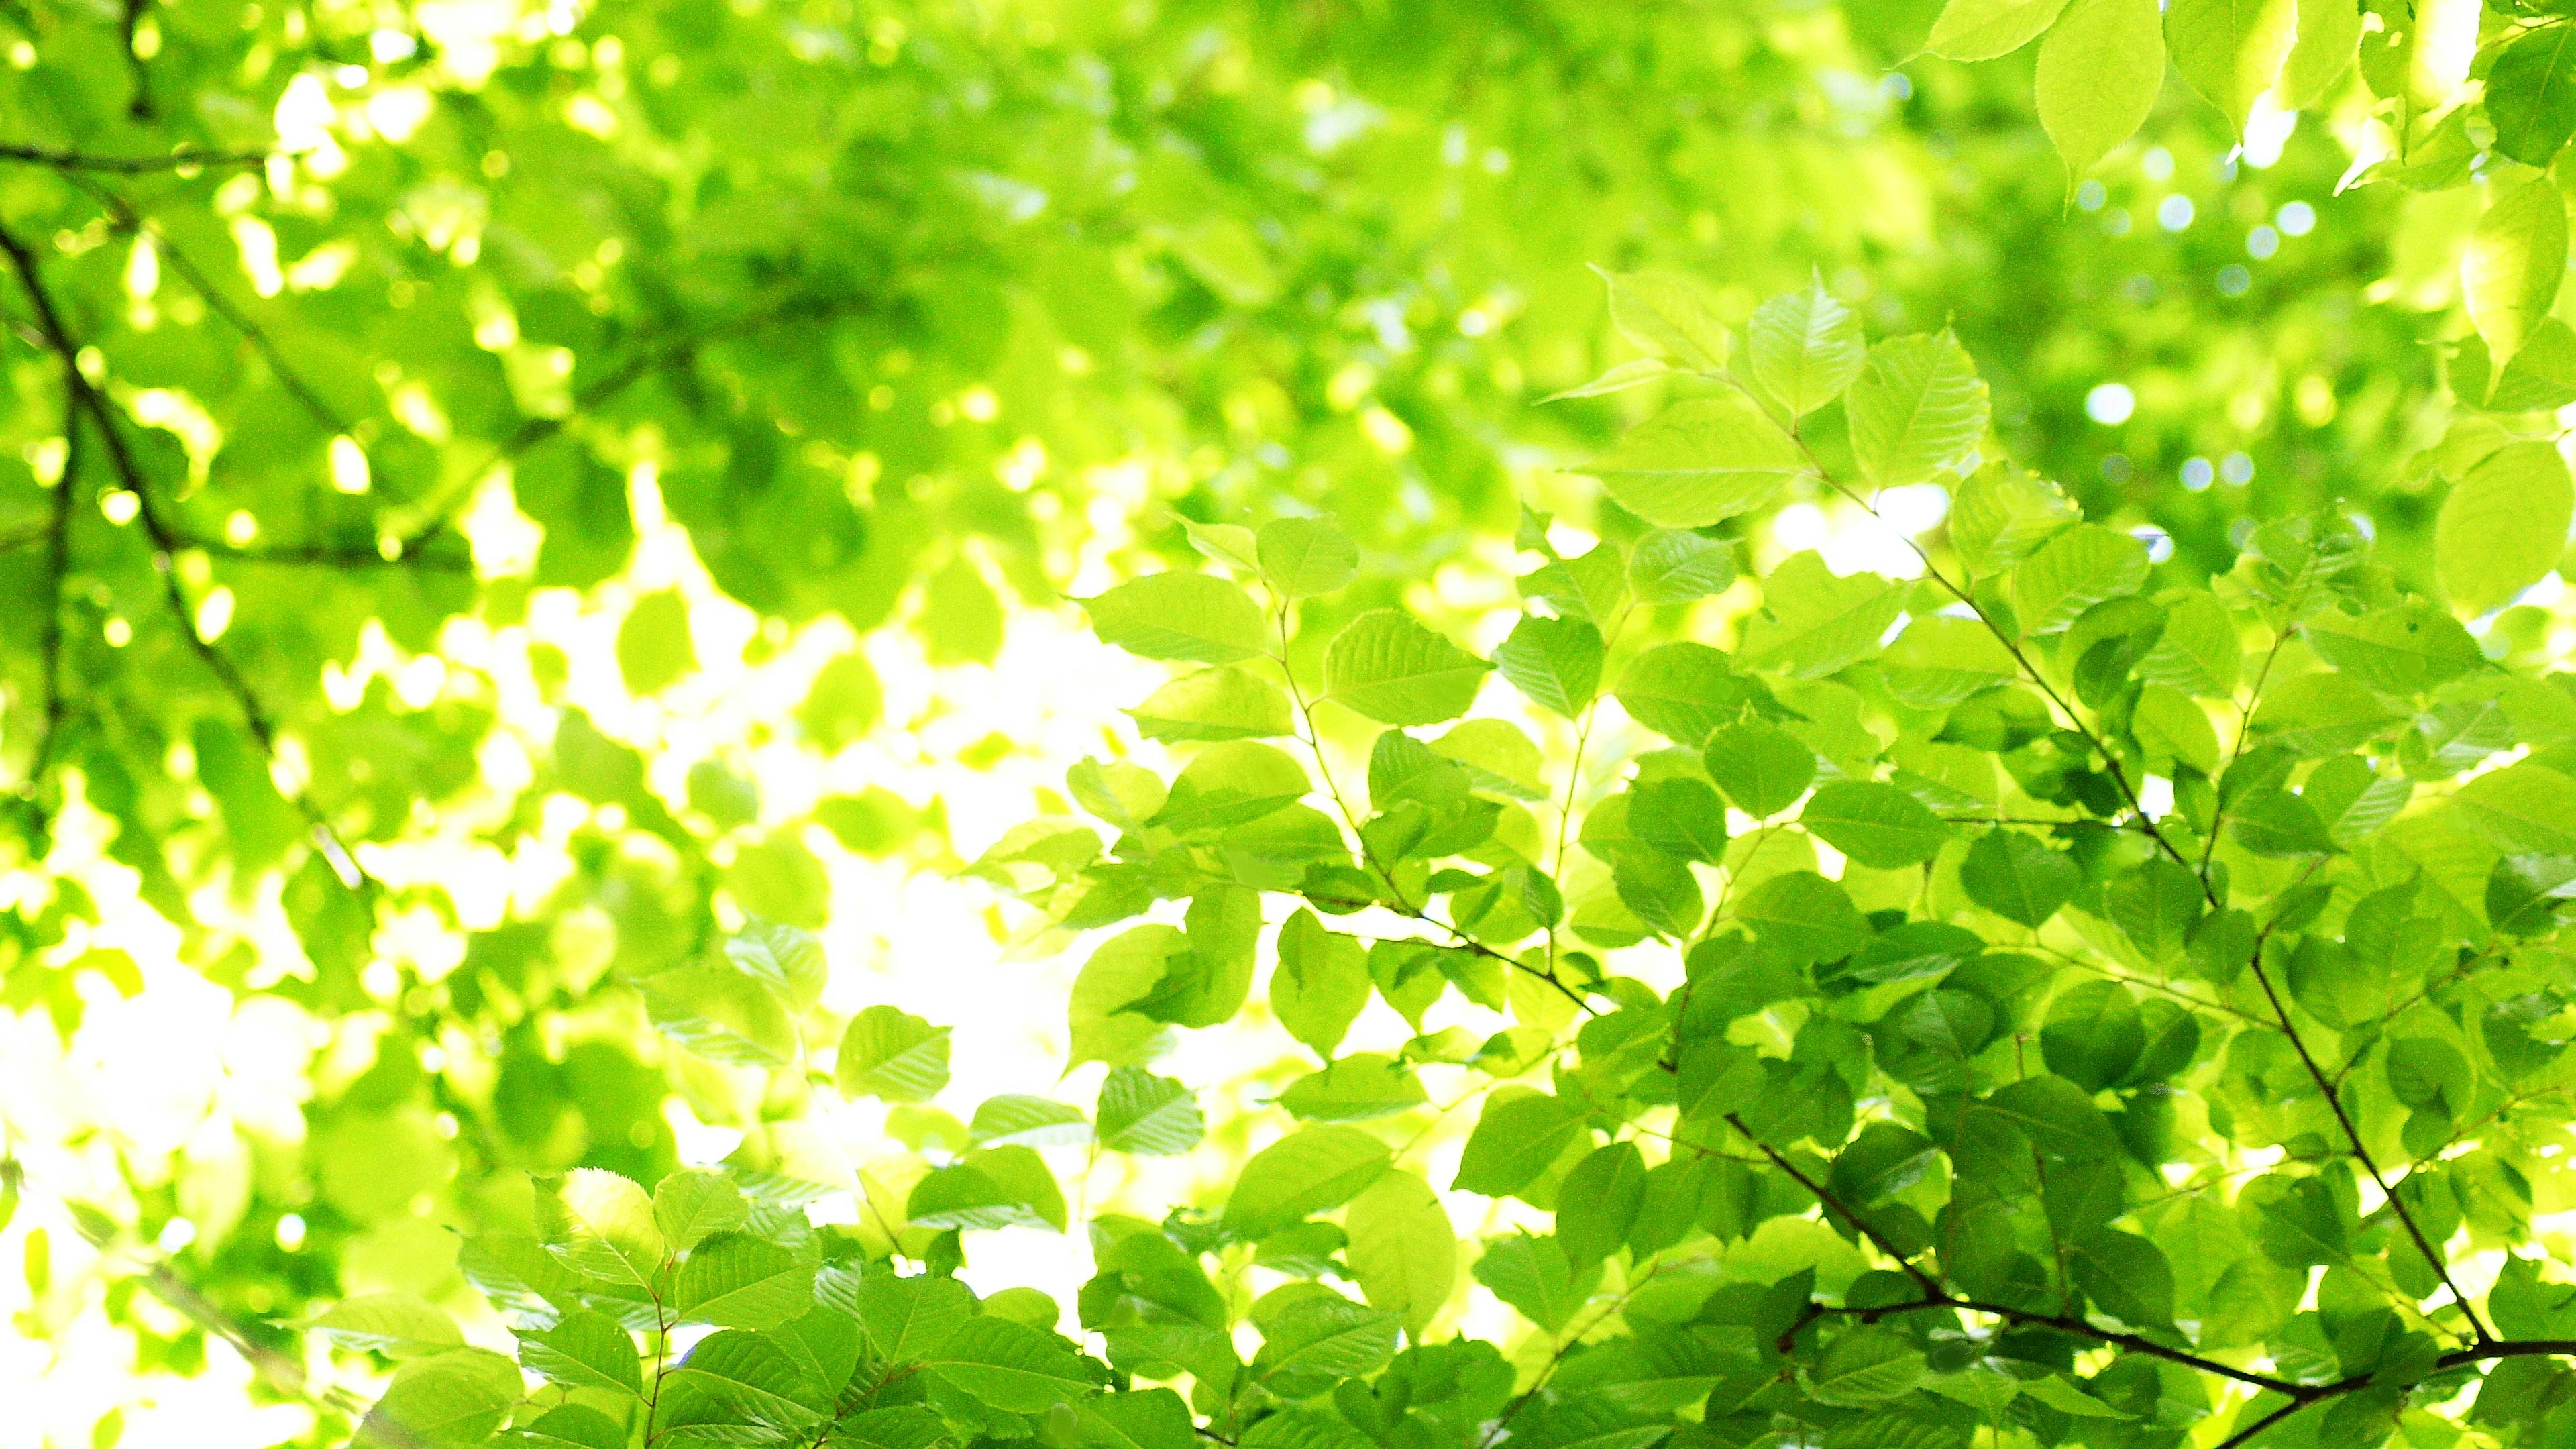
[0,145,272,174]
[82,182,352,435]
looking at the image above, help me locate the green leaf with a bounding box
[1630,777,1730,863]
[2035,0,2165,182]
[2278,0,2360,107]
[1705,720,1817,818]
[1324,611,1490,725]
[820,1269,973,1362]
[1155,742,1312,833]
[2021,1374,2138,1418]
[1961,828,2080,926]
[1254,1290,1402,1399]
[1556,1142,1648,1269]
[1070,927,1189,1067]
[1845,332,1990,489]
[659,1330,827,1436]
[2489,25,2576,166]
[506,1406,627,1449]
[907,1152,1065,1232]
[1523,541,1632,625]
[1737,553,1907,678]
[2466,178,2568,371]
[970,1095,1090,1150]
[2165,0,2299,131]
[1179,517,1264,576]
[1880,615,2019,708]
[1746,278,1866,416]
[618,590,696,696]
[676,1232,815,1328]
[1272,909,1371,1058]
[1279,1053,1428,1122]
[644,967,798,1067]
[653,1170,749,1253]
[305,1293,465,1359]
[2437,440,2572,616]
[2012,524,2150,635]
[1084,573,1272,663]
[2041,980,2144,1091]
[925,1316,1095,1413]
[1131,667,1296,742]
[1453,1093,1587,1199]
[836,1006,953,1104]
[1542,356,1673,402]
[2455,762,2576,857]
[537,1169,667,1287]
[725,920,828,1013]
[360,1348,525,1447]
[1098,1067,1206,1155]
[2139,592,2243,697]
[1225,1126,1393,1236]
[1258,517,1360,598]
[1079,1390,1199,1449]
[1926,0,2074,60]
[1627,530,1738,604]
[1494,614,1606,720]
[2104,858,2204,963]
[1474,1234,1599,1333]
[1597,266,1732,372]
[2308,595,2483,691]
[1580,397,1813,527]
[1807,1329,1925,1407]
[1616,643,1752,745]
[520,1310,643,1398]
[1798,781,1951,869]
[1343,1170,1456,1336]
[2251,673,2404,756]
[1733,871,1869,965]
[1951,462,2080,576]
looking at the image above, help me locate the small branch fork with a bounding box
[0,218,378,891]
[1719,1110,2567,1440]
[1725,368,2492,1349]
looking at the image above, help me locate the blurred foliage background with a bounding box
[0,0,2546,1442]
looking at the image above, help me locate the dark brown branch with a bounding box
[0,144,282,174]
[119,0,156,119]
[83,186,351,435]
[1720,1112,2314,1399]
[14,390,79,815]
[0,218,379,895]
[2211,1397,2310,1449]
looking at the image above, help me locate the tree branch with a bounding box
[0,217,380,895]
[0,144,283,173]
[81,183,352,435]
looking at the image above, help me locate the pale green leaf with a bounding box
[836,1006,953,1104]
[1083,573,1271,663]
[2437,440,2572,616]
[1342,1169,1456,1336]
[1596,266,1731,372]
[1927,0,2074,60]
[1493,614,1605,719]
[2035,0,2165,181]
[1130,667,1295,742]
[1746,278,1865,416]
[1324,611,1489,725]
[1224,1126,1393,1236]
[2165,0,2298,131]
[1845,331,1990,488]
[2466,178,2568,371]
[1580,396,1813,528]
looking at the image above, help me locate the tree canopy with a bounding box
[13,5,2576,1449]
